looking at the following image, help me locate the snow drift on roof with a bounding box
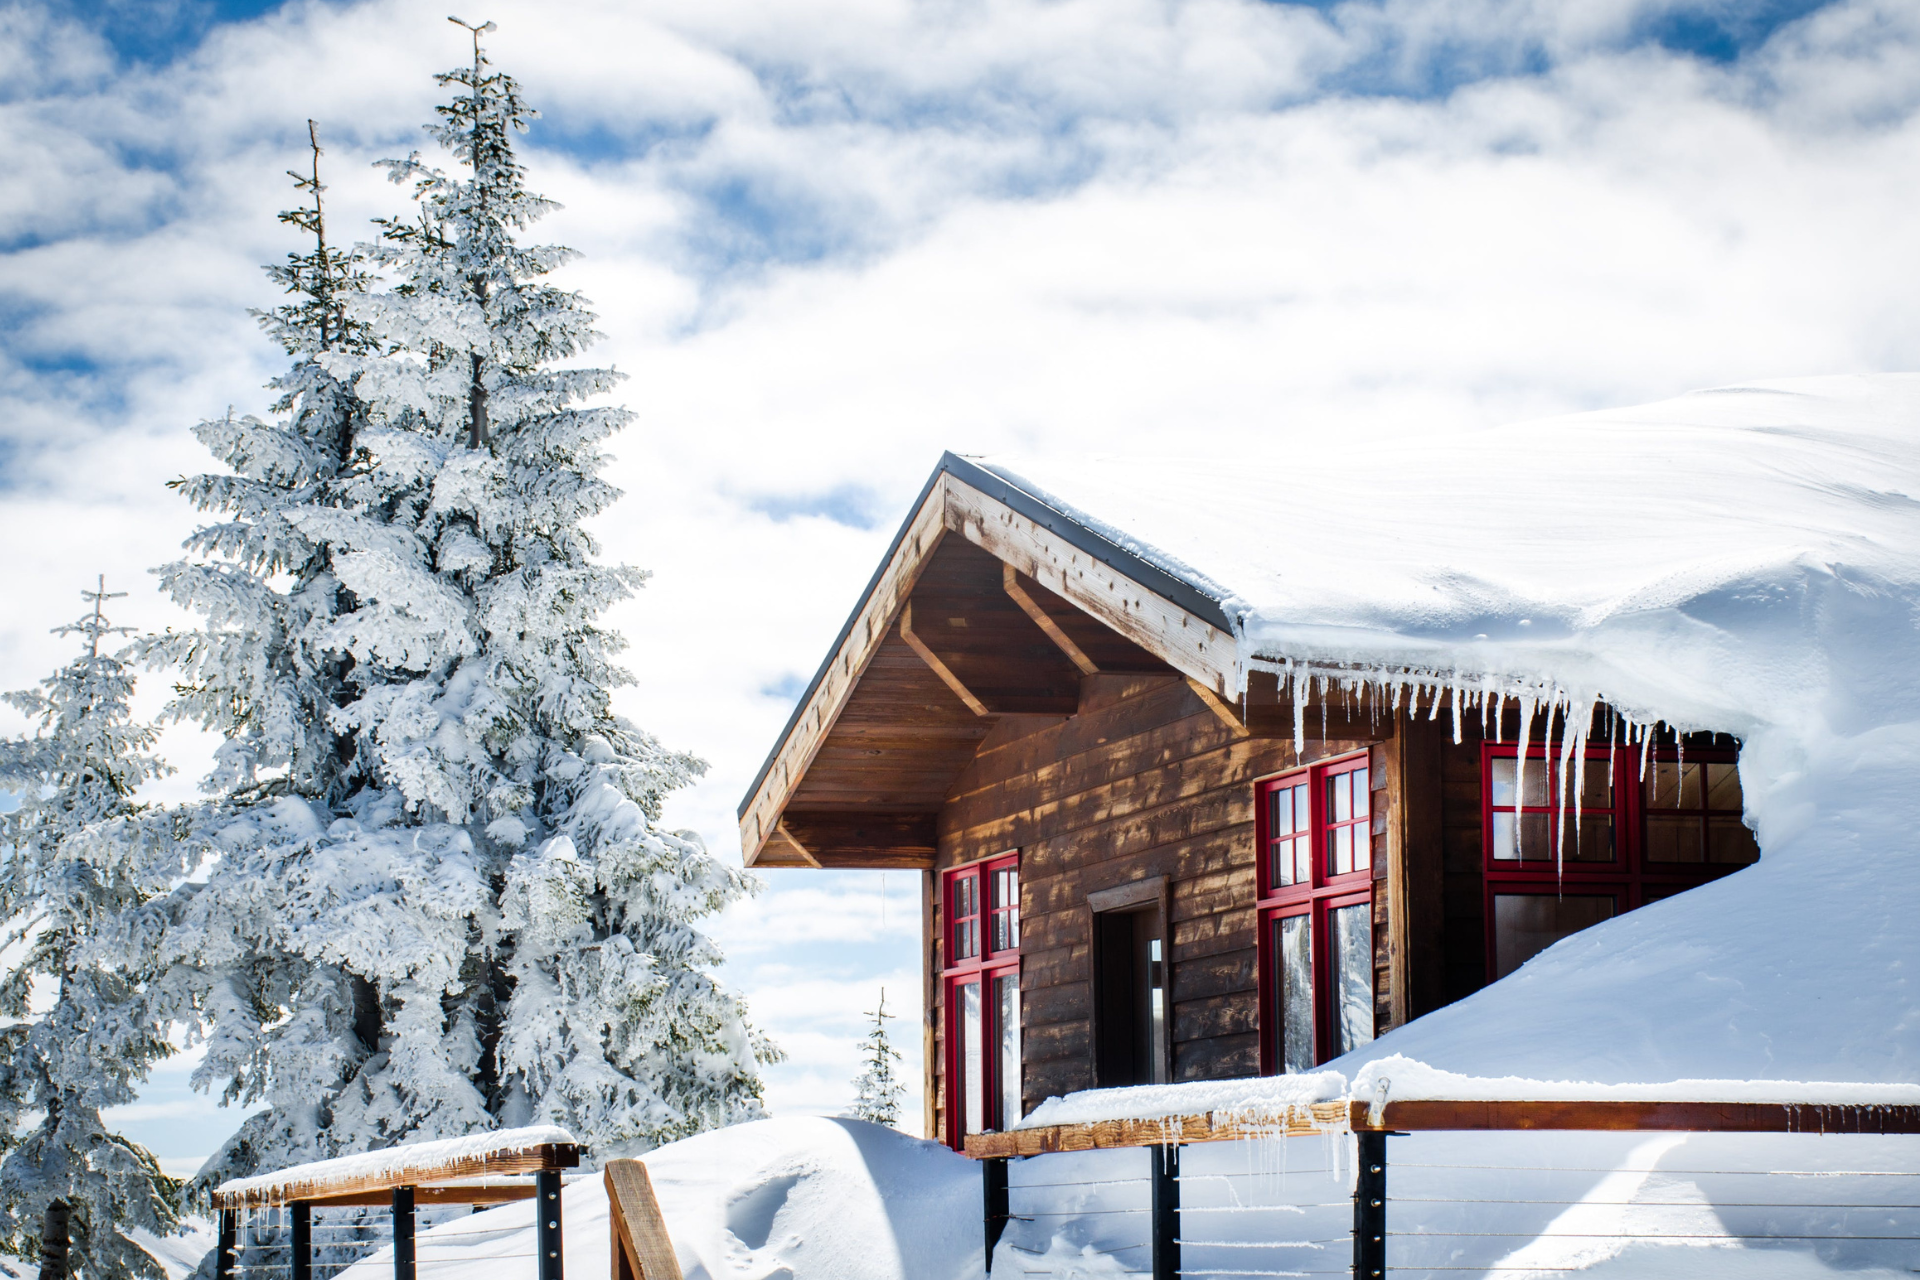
[980,374,1920,1087]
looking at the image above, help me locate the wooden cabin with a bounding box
[737,454,1759,1148]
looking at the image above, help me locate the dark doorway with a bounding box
[1093,904,1170,1088]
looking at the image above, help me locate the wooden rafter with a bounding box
[1184,676,1249,738]
[1002,563,1098,675]
[899,601,990,717]
[774,820,823,868]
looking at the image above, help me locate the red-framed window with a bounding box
[942,853,1020,1148]
[1256,754,1377,1074]
[1483,743,1758,982]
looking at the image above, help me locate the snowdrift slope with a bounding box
[338,1118,982,1280]
[984,374,1920,1084]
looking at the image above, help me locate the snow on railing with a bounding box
[208,1126,582,1280]
[967,1059,1920,1279]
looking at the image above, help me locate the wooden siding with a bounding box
[926,672,1389,1141]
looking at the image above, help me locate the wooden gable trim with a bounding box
[737,460,1242,866]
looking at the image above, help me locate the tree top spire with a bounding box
[54,575,132,659]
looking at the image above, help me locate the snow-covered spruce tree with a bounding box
[848,989,904,1127]
[0,581,183,1280]
[151,41,774,1185]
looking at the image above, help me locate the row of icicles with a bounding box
[1245,657,1713,875]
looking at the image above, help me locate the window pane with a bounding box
[1330,824,1352,876]
[1646,814,1703,863]
[1272,786,1295,836]
[1354,828,1371,873]
[1492,894,1614,980]
[1707,816,1760,865]
[1293,837,1312,887]
[1272,838,1294,888]
[1354,769,1370,818]
[1277,915,1314,1074]
[1330,773,1351,822]
[961,981,984,1135]
[1491,811,1551,860]
[1578,759,1613,810]
[1571,815,1614,862]
[1491,756,1549,806]
[995,972,1021,1127]
[1329,903,1374,1059]
[1706,762,1742,812]
[991,867,1020,951]
[1650,761,1704,809]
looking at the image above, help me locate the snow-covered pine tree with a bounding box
[0,581,183,1280]
[848,989,904,1127]
[150,34,775,1184]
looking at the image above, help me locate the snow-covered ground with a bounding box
[334,1118,981,1280]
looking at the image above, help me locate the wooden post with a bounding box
[291,1202,312,1280]
[982,1157,1010,1274]
[1150,1144,1180,1280]
[1353,1131,1386,1280]
[392,1186,415,1280]
[605,1159,683,1280]
[216,1209,237,1280]
[536,1169,564,1280]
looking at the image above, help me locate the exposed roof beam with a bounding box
[774,820,823,868]
[1185,676,1250,739]
[899,601,990,717]
[1003,563,1098,676]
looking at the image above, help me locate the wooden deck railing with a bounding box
[209,1127,582,1280]
[963,1090,1920,1280]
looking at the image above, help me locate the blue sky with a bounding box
[5,0,1920,1173]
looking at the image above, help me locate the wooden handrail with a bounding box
[211,1128,582,1209]
[963,1102,1348,1159]
[962,1095,1920,1157]
[1350,1098,1920,1134]
[606,1159,682,1280]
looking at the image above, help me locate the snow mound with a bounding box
[1020,1070,1346,1128]
[338,1117,983,1280]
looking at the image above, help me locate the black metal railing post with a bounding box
[1353,1130,1386,1280]
[392,1186,416,1280]
[536,1167,565,1280]
[291,1201,312,1280]
[1150,1143,1180,1280]
[216,1208,237,1280]
[983,1156,1010,1274]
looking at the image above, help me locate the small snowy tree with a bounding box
[0,581,183,1280]
[848,989,904,1127]
[150,34,775,1185]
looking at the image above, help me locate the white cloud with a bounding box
[5,0,1920,1149]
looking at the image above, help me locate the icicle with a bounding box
[1513,695,1535,859]
[1292,666,1306,754]
[1451,680,1464,745]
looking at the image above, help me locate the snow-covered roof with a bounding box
[955,373,1920,1087]
[972,373,1920,732]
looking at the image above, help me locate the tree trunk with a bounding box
[38,1198,71,1280]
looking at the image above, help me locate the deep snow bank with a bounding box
[984,374,1920,1085]
[337,1117,982,1280]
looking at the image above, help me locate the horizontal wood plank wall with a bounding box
[928,672,1382,1140]
[1441,714,1490,1004]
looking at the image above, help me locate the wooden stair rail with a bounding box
[606,1159,683,1280]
